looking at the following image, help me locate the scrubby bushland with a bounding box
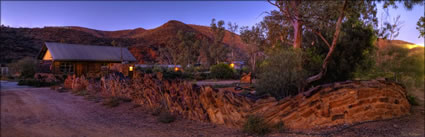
[210,63,235,79]
[256,48,306,99]
[254,17,376,99]
[355,44,424,93]
[8,57,37,78]
[407,94,419,106]
[242,115,270,135]
[303,18,377,86]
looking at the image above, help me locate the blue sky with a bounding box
[1,1,423,45]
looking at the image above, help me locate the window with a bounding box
[60,62,74,74]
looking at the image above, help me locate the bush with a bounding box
[407,95,419,106]
[355,44,424,93]
[256,48,306,99]
[8,57,37,78]
[102,97,121,108]
[157,111,176,123]
[305,18,376,85]
[242,115,270,135]
[210,63,235,79]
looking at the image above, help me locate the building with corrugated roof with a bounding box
[37,42,137,77]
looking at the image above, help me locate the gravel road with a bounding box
[0,81,241,137]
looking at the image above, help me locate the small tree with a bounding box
[210,63,235,79]
[240,24,266,78]
[208,19,230,65]
[8,57,37,78]
[227,21,239,60]
[256,48,306,99]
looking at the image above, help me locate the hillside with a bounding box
[0,20,248,64]
[2,22,421,65]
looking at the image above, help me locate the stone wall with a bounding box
[250,80,410,129]
[81,74,410,130]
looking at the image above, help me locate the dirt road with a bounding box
[1,81,424,137]
[0,82,241,137]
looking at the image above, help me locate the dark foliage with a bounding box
[242,115,271,135]
[304,18,376,86]
[210,63,236,79]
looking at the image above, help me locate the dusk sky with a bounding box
[1,1,424,45]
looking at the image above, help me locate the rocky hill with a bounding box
[2,22,421,64]
[0,20,248,64]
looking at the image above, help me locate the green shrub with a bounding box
[256,48,306,99]
[8,57,37,78]
[354,45,424,94]
[407,95,419,106]
[210,63,235,79]
[157,111,176,123]
[242,115,270,135]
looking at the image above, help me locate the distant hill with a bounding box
[376,38,421,49]
[0,20,248,64]
[2,22,421,65]
[375,38,424,59]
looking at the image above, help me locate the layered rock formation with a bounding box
[71,74,410,130]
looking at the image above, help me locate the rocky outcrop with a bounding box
[250,80,410,129]
[94,75,410,129]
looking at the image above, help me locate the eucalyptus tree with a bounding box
[158,30,200,68]
[175,31,200,68]
[208,19,230,65]
[267,0,380,85]
[227,22,239,60]
[240,24,267,78]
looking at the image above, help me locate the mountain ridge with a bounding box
[0,20,248,64]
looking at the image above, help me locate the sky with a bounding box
[1,1,424,45]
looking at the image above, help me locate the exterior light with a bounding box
[129,66,134,72]
[174,67,179,72]
[230,63,235,68]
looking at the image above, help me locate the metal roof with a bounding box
[38,42,137,62]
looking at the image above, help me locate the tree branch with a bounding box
[314,30,331,48]
[267,0,279,8]
[305,0,348,85]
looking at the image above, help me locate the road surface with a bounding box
[1,81,423,137]
[0,81,241,137]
